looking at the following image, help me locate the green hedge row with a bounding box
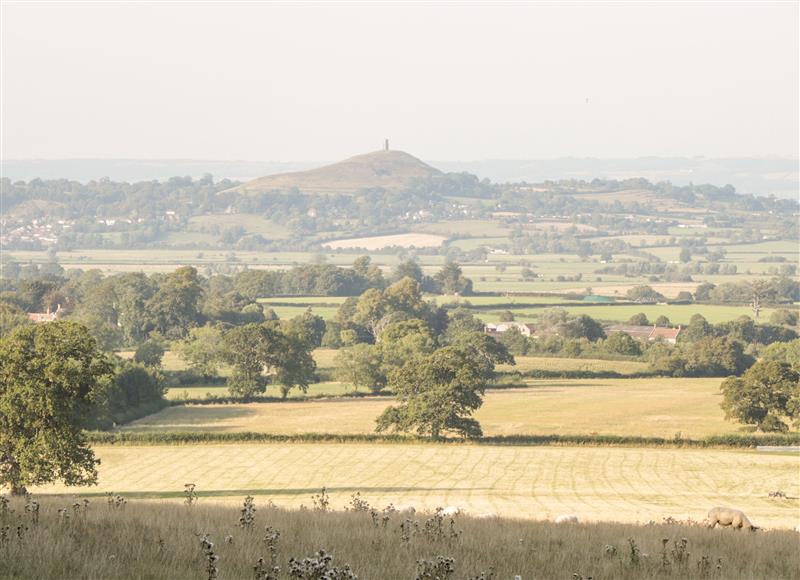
[498,370,659,380]
[168,390,391,406]
[85,430,800,448]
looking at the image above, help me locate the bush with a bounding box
[90,359,167,429]
[604,332,642,356]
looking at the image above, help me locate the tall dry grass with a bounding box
[1,495,798,579]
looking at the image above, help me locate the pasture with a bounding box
[496,355,649,374]
[31,443,800,530]
[130,378,751,439]
[165,381,355,401]
[254,296,775,324]
[478,303,780,325]
[324,233,447,250]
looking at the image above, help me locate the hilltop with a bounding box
[224,149,442,195]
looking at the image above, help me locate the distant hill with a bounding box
[2,155,796,198]
[225,150,442,195]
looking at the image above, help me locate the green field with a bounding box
[9,233,795,300]
[165,381,356,401]
[128,378,758,439]
[497,355,649,375]
[31,443,800,529]
[254,297,775,324]
[480,303,780,325]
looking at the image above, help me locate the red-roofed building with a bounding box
[27,304,65,324]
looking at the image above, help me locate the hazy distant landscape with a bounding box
[1,2,798,578]
[4,155,797,198]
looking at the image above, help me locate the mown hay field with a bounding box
[134,378,749,439]
[31,443,800,530]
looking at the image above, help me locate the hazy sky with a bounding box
[2,1,798,161]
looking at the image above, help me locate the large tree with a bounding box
[174,324,226,378]
[221,323,315,399]
[375,333,512,439]
[146,266,204,339]
[720,360,799,432]
[0,321,112,495]
[433,262,473,295]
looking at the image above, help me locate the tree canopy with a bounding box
[0,321,112,494]
[375,332,513,439]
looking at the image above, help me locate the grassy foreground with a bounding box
[31,444,800,529]
[1,497,798,579]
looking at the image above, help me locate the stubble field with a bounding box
[31,443,800,530]
[138,378,741,439]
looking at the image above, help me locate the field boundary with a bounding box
[85,430,800,448]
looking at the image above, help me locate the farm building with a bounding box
[27,304,65,323]
[604,324,681,344]
[485,322,536,337]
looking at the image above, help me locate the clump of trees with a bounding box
[720,360,799,432]
[0,322,112,495]
[376,333,513,439]
[221,322,316,399]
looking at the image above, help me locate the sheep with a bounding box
[475,512,499,520]
[393,504,416,516]
[440,506,461,517]
[706,507,757,531]
[555,514,579,524]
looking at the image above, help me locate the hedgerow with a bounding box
[84,430,800,448]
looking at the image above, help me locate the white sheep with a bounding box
[706,507,756,531]
[555,514,579,524]
[393,504,416,515]
[440,506,461,517]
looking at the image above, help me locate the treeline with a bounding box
[489,306,797,379]
[1,174,489,251]
[597,261,740,279]
[0,258,475,348]
[6,170,798,253]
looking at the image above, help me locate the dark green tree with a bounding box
[334,343,385,393]
[604,332,642,356]
[221,323,315,399]
[174,324,225,378]
[627,313,650,326]
[133,333,166,367]
[0,322,112,494]
[0,302,30,338]
[391,260,424,284]
[376,333,512,439]
[284,309,326,348]
[433,262,473,295]
[626,285,665,303]
[654,315,671,327]
[720,360,799,432]
[681,313,713,342]
[441,308,485,344]
[681,337,753,377]
[146,266,203,339]
[769,309,798,328]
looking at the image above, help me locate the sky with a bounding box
[1,1,798,162]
